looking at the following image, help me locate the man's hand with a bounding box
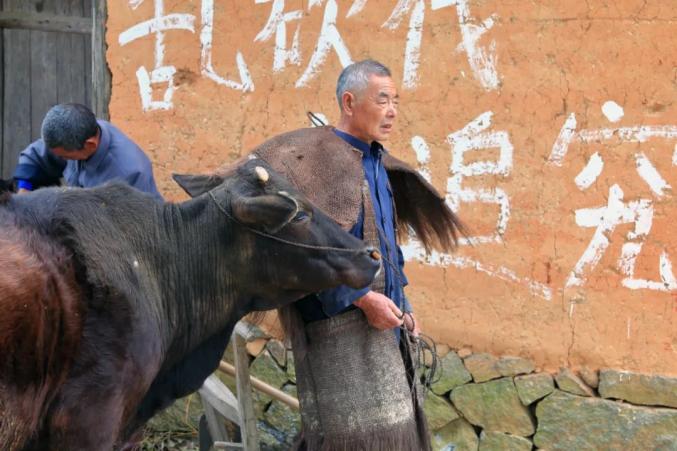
[403,312,421,337]
[354,290,403,330]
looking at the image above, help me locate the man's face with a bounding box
[49,135,99,161]
[348,75,399,143]
[50,147,93,160]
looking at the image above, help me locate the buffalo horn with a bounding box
[254,166,269,183]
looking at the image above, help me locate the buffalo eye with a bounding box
[292,211,310,223]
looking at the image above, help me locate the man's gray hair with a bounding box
[336,59,392,110]
[41,103,99,151]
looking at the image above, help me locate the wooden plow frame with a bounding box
[198,322,299,451]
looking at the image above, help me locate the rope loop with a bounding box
[208,190,362,254]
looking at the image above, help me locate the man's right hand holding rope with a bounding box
[355,290,420,336]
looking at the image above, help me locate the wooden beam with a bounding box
[213,441,245,450]
[199,374,241,425]
[91,1,110,120]
[218,361,300,410]
[0,11,92,34]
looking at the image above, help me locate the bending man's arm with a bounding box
[13,139,66,189]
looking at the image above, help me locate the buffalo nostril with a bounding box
[368,248,381,261]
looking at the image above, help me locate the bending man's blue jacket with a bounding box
[13,120,163,201]
[296,129,412,323]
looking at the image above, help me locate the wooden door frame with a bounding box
[0,1,111,119]
[91,1,110,120]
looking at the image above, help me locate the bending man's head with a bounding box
[336,59,398,144]
[41,103,100,160]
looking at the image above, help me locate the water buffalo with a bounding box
[0,159,380,450]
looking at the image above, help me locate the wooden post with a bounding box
[233,332,260,451]
[199,374,242,444]
[1,0,31,179]
[0,9,4,178]
[203,401,231,444]
[91,1,110,120]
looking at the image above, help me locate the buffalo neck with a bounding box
[152,194,254,360]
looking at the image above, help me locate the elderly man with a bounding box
[13,103,162,200]
[242,59,463,450]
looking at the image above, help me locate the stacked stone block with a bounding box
[229,328,677,450]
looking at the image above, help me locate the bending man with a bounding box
[13,103,162,200]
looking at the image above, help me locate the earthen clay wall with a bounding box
[107,0,677,375]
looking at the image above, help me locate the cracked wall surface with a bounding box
[106,0,677,375]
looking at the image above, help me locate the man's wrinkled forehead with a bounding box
[371,76,398,98]
[376,89,399,100]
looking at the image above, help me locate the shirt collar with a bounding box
[333,129,384,157]
[84,120,110,170]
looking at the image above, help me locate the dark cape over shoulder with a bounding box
[246,126,464,253]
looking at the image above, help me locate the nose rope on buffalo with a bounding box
[208,191,381,257]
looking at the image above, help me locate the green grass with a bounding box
[138,395,202,450]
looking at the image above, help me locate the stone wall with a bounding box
[231,329,677,450]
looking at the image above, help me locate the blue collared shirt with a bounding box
[295,129,412,323]
[13,120,162,200]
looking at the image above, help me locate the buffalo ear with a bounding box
[172,173,224,197]
[232,194,297,233]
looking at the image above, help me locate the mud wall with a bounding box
[106,0,677,375]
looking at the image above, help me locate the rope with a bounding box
[208,190,364,254]
[307,111,327,127]
[400,320,441,394]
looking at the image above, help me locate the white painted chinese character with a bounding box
[382,0,426,89]
[254,0,303,72]
[567,180,676,291]
[548,110,677,168]
[550,102,677,292]
[346,0,368,18]
[380,0,499,90]
[128,0,144,10]
[403,117,550,301]
[410,135,432,183]
[118,0,196,111]
[296,0,353,88]
[410,112,513,246]
[119,0,253,111]
[446,111,513,245]
[200,0,254,92]
[432,0,499,90]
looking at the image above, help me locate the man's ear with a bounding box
[172,173,225,197]
[231,194,298,233]
[342,91,356,115]
[82,136,99,154]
